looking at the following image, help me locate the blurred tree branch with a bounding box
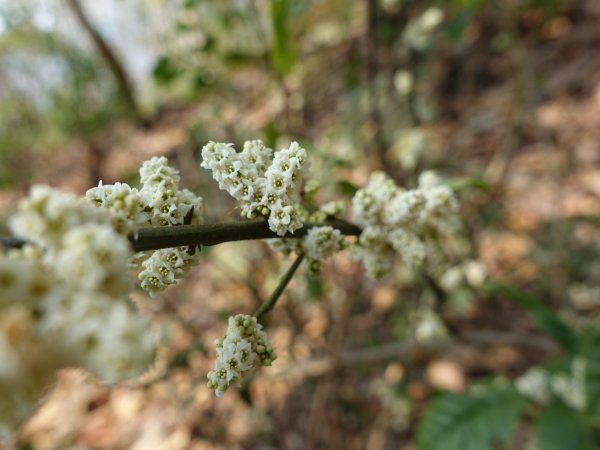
[66,0,142,122]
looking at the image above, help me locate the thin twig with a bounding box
[254,253,305,320]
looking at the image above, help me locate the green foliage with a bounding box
[484,282,578,353]
[416,385,524,450]
[269,0,297,77]
[579,328,600,420]
[0,26,127,185]
[445,176,490,191]
[153,56,181,85]
[535,402,596,450]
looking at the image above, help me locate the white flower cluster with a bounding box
[137,247,197,297]
[1,187,155,434]
[201,140,310,236]
[207,314,276,397]
[402,7,444,51]
[351,171,460,278]
[439,259,487,292]
[267,201,347,271]
[86,156,204,296]
[515,358,587,411]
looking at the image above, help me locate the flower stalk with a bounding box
[254,252,305,320]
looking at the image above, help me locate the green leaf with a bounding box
[336,180,359,197]
[483,283,578,353]
[269,0,297,76]
[445,8,475,42]
[445,176,490,191]
[417,386,524,450]
[535,402,595,450]
[579,328,600,420]
[152,56,180,84]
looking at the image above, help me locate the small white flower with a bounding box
[138,247,198,297]
[140,156,180,188]
[200,140,309,235]
[303,226,345,263]
[207,314,276,396]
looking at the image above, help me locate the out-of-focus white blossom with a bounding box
[394,70,414,96]
[402,7,444,51]
[515,367,550,406]
[0,247,49,309]
[440,259,487,292]
[87,156,204,296]
[39,292,154,382]
[568,283,600,311]
[392,129,427,171]
[201,140,309,236]
[351,171,460,278]
[1,185,157,434]
[55,224,132,297]
[370,378,412,432]
[302,226,346,271]
[551,357,587,411]
[415,309,447,342]
[10,185,110,250]
[207,314,276,397]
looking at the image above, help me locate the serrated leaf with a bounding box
[535,402,595,450]
[484,283,578,353]
[416,386,524,450]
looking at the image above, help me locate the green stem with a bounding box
[129,219,362,252]
[254,252,305,320]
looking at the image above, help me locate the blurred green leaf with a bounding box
[484,282,578,353]
[336,180,359,197]
[446,176,490,191]
[579,328,600,420]
[445,8,475,41]
[153,56,180,84]
[262,122,280,149]
[416,385,524,450]
[535,402,595,450]
[269,0,297,76]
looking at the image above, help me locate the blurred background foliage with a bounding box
[3,0,600,448]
